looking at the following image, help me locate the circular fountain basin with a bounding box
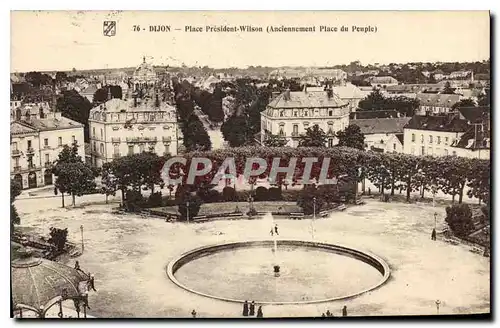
[167,240,390,305]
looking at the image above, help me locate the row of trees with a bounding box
[173,81,212,151]
[191,86,225,123]
[92,85,123,105]
[358,89,420,117]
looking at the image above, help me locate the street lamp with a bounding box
[434,212,437,230]
[435,300,441,314]
[186,200,190,224]
[80,225,84,252]
[312,197,316,240]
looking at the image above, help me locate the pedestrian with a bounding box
[243,300,249,317]
[342,305,347,317]
[368,187,371,196]
[431,228,437,241]
[88,274,97,292]
[275,224,279,235]
[321,313,326,317]
[326,310,332,317]
[256,306,263,318]
[191,309,197,318]
[270,228,274,236]
[249,301,255,316]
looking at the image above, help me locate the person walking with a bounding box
[270,228,274,236]
[249,301,255,316]
[342,305,347,317]
[274,224,279,235]
[243,300,249,317]
[326,310,332,317]
[256,306,263,318]
[431,228,437,241]
[191,309,197,318]
[87,274,97,292]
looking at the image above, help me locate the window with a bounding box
[304,111,309,116]
[128,145,134,155]
[28,157,33,168]
[45,154,49,163]
[27,140,32,149]
[72,135,76,144]
[428,147,432,156]
[12,142,17,150]
[44,138,48,147]
[92,127,95,137]
[292,124,298,135]
[437,136,441,145]
[420,134,424,143]
[411,133,415,142]
[445,137,449,144]
[114,144,119,155]
[139,144,145,153]
[327,123,334,134]
[421,146,425,155]
[429,135,433,144]
[328,139,334,148]
[14,157,19,167]
[100,143,104,155]
[58,137,62,146]
[293,111,298,117]
[93,142,96,152]
[100,129,103,139]
[279,126,284,136]
[328,110,333,116]
[279,111,284,117]
[393,143,396,150]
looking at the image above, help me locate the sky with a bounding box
[11,11,490,72]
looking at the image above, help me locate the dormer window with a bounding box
[329,110,333,116]
[294,111,298,117]
[304,111,309,116]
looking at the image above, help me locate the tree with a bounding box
[452,98,476,110]
[297,184,325,215]
[445,204,474,238]
[438,156,470,204]
[221,115,252,147]
[467,158,490,204]
[298,124,327,147]
[11,179,22,231]
[177,189,203,221]
[53,143,98,206]
[56,89,93,142]
[442,81,455,94]
[100,167,117,204]
[336,124,365,150]
[263,134,288,147]
[182,114,212,151]
[48,227,68,253]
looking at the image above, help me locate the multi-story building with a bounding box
[10,103,85,189]
[88,96,178,167]
[260,88,350,147]
[367,76,399,89]
[351,117,410,153]
[332,83,365,112]
[415,93,461,116]
[402,111,490,159]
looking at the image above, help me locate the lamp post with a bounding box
[186,200,190,224]
[435,300,441,314]
[434,212,437,230]
[80,225,84,252]
[312,197,316,240]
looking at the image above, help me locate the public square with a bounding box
[15,191,490,318]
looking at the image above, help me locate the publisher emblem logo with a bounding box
[103,21,116,37]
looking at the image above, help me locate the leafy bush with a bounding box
[147,192,163,207]
[177,193,203,221]
[222,186,237,202]
[48,227,68,252]
[254,186,268,201]
[445,204,475,238]
[124,190,144,212]
[268,187,282,201]
[297,185,325,215]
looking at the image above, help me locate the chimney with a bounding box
[283,89,291,101]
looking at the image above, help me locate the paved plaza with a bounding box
[15,194,490,318]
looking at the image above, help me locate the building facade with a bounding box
[88,97,178,167]
[352,117,410,153]
[10,103,85,189]
[260,89,350,147]
[415,93,461,116]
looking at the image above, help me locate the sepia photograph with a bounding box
[9,10,491,319]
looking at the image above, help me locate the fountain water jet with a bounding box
[263,212,280,276]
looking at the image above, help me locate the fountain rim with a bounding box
[166,239,391,305]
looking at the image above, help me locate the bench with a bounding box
[227,213,244,217]
[289,212,305,220]
[355,199,365,205]
[192,215,209,223]
[319,211,329,218]
[336,204,347,211]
